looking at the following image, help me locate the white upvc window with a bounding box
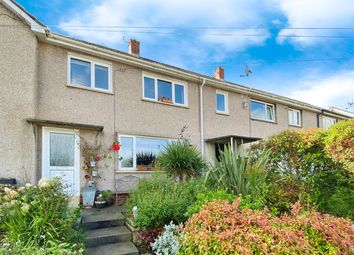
[288,108,302,127]
[322,116,336,130]
[118,134,172,171]
[216,90,228,114]
[68,54,112,92]
[142,75,188,106]
[250,99,275,122]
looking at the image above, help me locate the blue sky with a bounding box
[18,0,354,111]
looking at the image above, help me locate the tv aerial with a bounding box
[240,64,252,78]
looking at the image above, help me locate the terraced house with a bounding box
[0,0,352,196]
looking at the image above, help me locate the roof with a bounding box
[3,0,353,119]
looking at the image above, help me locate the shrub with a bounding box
[151,222,182,255]
[205,146,269,196]
[185,189,234,218]
[324,118,354,172]
[0,179,84,254]
[156,141,205,181]
[250,127,354,218]
[126,173,205,230]
[180,199,353,255]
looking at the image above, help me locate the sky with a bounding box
[17,0,354,111]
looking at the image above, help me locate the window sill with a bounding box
[116,170,162,174]
[250,118,277,124]
[216,111,229,116]
[66,84,114,95]
[289,124,302,128]
[142,98,189,109]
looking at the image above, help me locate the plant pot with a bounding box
[136,165,148,171]
[106,196,115,206]
[90,161,96,167]
[92,170,98,177]
[95,200,107,209]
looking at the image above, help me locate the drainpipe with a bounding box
[199,78,206,159]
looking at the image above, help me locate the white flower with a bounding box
[38,179,51,188]
[25,183,33,188]
[18,187,25,192]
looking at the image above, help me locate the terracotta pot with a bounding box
[136,165,149,171]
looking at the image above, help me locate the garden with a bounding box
[126,119,354,254]
[0,119,353,254]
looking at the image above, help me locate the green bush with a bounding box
[0,178,84,254]
[180,200,353,255]
[185,189,234,217]
[126,173,205,229]
[156,140,205,181]
[250,126,354,218]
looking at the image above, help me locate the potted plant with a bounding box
[112,141,121,151]
[94,194,107,208]
[136,152,156,171]
[159,97,172,104]
[101,190,114,206]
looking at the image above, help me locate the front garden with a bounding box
[0,119,353,254]
[126,119,354,254]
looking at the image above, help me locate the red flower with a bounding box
[95,155,100,161]
[84,174,90,180]
[112,144,120,151]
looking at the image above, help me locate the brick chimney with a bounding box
[128,39,140,56]
[214,66,224,80]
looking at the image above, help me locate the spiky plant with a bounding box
[205,145,269,196]
[156,140,205,181]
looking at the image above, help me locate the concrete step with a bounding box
[82,208,125,230]
[87,242,139,255]
[86,226,132,248]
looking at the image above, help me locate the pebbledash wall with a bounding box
[0,1,351,193]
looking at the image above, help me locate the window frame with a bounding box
[118,134,173,171]
[215,90,229,114]
[322,116,336,130]
[288,108,302,127]
[142,74,188,107]
[67,54,112,93]
[250,99,276,122]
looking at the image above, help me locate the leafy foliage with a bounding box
[180,199,353,255]
[151,222,182,255]
[205,146,270,196]
[156,141,205,181]
[324,118,354,172]
[126,173,205,229]
[0,179,84,254]
[250,125,354,218]
[185,189,234,218]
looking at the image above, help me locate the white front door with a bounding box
[42,127,80,195]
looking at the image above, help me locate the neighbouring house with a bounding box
[0,0,352,198]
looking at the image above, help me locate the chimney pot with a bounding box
[128,39,140,56]
[214,66,224,80]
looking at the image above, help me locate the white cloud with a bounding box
[58,0,270,51]
[289,69,354,109]
[274,0,354,46]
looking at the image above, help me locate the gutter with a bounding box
[199,78,206,159]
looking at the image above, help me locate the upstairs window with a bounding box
[288,108,302,126]
[250,99,275,122]
[216,91,228,114]
[323,116,336,130]
[143,75,187,106]
[68,55,111,92]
